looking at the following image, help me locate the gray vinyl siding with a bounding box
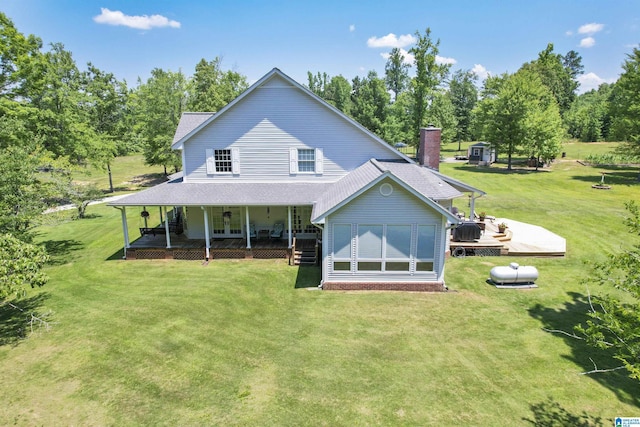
[323,179,447,284]
[182,75,402,183]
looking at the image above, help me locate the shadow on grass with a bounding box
[571,165,640,186]
[522,397,603,426]
[529,292,640,408]
[41,239,84,265]
[449,163,549,175]
[0,293,50,347]
[106,248,125,261]
[294,265,321,289]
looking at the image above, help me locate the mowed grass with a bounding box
[0,145,639,425]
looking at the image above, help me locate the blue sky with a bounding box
[2,0,639,93]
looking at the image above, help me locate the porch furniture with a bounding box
[257,229,270,240]
[249,223,257,238]
[270,223,284,239]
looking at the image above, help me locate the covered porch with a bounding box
[125,232,319,262]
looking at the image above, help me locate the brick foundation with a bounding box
[322,282,447,292]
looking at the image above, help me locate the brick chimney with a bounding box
[418,125,441,170]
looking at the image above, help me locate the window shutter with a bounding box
[315,148,323,174]
[205,149,215,174]
[289,148,298,174]
[231,147,240,175]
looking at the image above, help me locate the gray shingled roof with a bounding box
[311,159,464,221]
[109,175,329,207]
[172,112,215,144]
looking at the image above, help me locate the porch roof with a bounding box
[108,175,328,207]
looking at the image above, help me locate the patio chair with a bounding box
[249,223,257,239]
[270,222,284,239]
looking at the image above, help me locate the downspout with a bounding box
[114,206,130,259]
[202,206,211,260]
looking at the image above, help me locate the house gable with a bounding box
[175,69,411,183]
[321,177,449,286]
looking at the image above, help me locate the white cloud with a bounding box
[577,72,616,93]
[578,23,604,35]
[367,33,416,48]
[93,8,181,30]
[565,30,573,36]
[580,37,596,48]
[471,64,490,81]
[436,55,456,65]
[349,24,355,32]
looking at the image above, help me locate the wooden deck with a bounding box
[450,219,566,257]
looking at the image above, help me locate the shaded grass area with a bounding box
[0,142,638,425]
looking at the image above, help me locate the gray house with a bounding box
[110,68,484,291]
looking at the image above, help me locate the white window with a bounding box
[206,148,240,175]
[332,224,352,271]
[416,225,436,272]
[331,223,436,274]
[290,148,323,174]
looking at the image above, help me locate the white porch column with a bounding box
[164,206,171,248]
[470,193,477,221]
[202,206,211,260]
[245,206,251,249]
[287,206,292,248]
[119,207,130,259]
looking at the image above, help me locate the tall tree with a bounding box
[522,43,581,115]
[82,63,129,192]
[610,47,640,150]
[427,92,458,143]
[187,57,248,112]
[324,75,352,114]
[409,28,451,145]
[384,47,410,101]
[133,68,187,174]
[307,71,329,98]
[473,69,564,170]
[0,12,43,99]
[448,69,478,143]
[565,83,613,142]
[350,71,390,138]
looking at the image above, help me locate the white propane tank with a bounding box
[490,262,538,285]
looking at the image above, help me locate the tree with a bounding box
[0,233,48,301]
[610,47,640,149]
[187,57,248,112]
[133,68,187,174]
[383,91,413,145]
[0,12,43,99]
[473,69,564,170]
[427,91,458,143]
[522,43,582,115]
[0,117,46,239]
[82,63,129,192]
[448,69,478,143]
[565,84,613,142]
[307,71,328,98]
[324,75,352,114]
[409,28,451,145]
[350,71,390,138]
[384,47,410,101]
[574,201,640,379]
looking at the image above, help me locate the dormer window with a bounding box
[290,147,323,174]
[214,149,232,172]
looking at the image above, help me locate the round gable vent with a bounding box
[380,183,393,196]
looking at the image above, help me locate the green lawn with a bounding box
[1,146,639,425]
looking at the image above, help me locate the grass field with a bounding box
[1,143,638,425]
